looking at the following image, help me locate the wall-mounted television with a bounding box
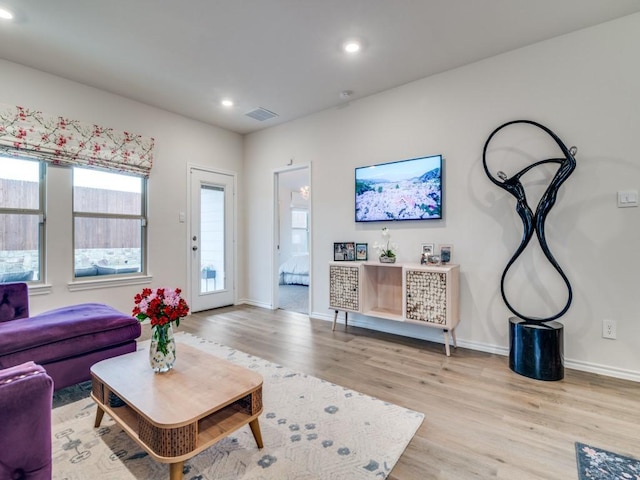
[355,154,443,222]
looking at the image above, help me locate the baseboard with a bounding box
[563,359,640,382]
[238,298,273,310]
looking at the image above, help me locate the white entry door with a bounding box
[189,167,235,311]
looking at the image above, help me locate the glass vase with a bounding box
[149,323,176,373]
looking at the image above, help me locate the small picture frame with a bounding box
[427,254,441,265]
[355,243,368,261]
[344,242,356,261]
[439,244,453,264]
[334,242,356,261]
[420,243,435,264]
[421,243,435,256]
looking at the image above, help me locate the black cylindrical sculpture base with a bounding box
[509,317,564,381]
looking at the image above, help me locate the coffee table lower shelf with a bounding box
[91,385,263,479]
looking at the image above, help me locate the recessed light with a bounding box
[0,7,14,20]
[221,99,234,107]
[343,40,361,54]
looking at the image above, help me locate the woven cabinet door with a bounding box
[405,269,448,325]
[329,264,360,312]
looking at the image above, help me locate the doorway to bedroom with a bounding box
[274,166,311,315]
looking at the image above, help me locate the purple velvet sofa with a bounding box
[0,361,53,479]
[0,282,141,391]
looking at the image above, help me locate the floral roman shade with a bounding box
[0,104,154,177]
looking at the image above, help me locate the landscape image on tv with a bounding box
[355,154,442,222]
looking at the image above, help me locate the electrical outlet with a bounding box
[602,319,617,339]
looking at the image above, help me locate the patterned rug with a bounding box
[576,442,640,479]
[52,333,424,479]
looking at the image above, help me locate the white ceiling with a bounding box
[1,1,639,135]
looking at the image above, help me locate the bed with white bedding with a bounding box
[278,254,309,285]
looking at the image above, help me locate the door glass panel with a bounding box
[200,185,224,293]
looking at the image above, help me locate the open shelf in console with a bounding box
[361,262,403,321]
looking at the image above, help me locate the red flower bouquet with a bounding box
[133,287,189,370]
[133,287,190,327]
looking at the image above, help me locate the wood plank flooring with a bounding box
[150,305,639,479]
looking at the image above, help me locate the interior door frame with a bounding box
[272,163,312,312]
[187,163,238,311]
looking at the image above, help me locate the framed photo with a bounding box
[334,242,356,261]
[421,243,435,256]
[420,243,435,264]
[355,243,368,261]
[345,242,356,261]
[439,244,453,264]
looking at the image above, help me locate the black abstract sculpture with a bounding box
[482,120,577,323]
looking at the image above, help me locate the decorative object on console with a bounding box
[483,119,577,381]
[439,244,453,264]
[374,227,397,263]
[420,243,434,264]
[426,254,440,265]
[133,287,189,373]
[355,243,368,261]
[421,243,434,256]
[333,242,355,261]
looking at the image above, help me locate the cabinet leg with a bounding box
[332,310,348,331]
[443,330,451,357]
[451,328,458,349]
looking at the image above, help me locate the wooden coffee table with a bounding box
[90,339,264,479]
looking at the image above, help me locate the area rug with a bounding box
[52,333,424,479]
[576,442,640,479]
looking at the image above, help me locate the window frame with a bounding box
[71,166,148,281]
[0,155,46,285]
[290,207,309,255]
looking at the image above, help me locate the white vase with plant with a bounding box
[374,227,398,263]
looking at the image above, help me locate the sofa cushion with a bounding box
[0,282,29,322]
[0,303,141,368]
[0,361,53,480]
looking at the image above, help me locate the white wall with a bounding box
[0,59,244,315]
[243,13,640,380]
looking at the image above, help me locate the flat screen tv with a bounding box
[355,154,443,222]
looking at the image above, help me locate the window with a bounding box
[73,167,146,278]
[0,156,44,284]
[291,208,309,255]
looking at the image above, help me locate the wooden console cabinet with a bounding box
[329,262,460,356]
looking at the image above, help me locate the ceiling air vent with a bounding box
[245,107,279,122]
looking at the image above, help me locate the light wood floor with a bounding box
[154,305,639,480]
